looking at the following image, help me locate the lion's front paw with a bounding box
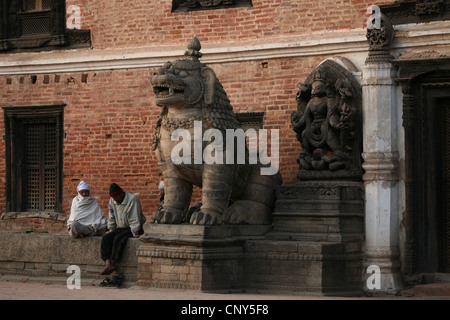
[153,209,184,224]
[190,211,223,225]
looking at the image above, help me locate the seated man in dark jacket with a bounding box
[100,183,146,276]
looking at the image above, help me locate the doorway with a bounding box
[411,74,450,273]
[438,97,450,272]
[397,58,450,275]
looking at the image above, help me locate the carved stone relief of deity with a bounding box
[291,59,363,181]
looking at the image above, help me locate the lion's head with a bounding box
[151,37,241,131]
[151,39,214,108]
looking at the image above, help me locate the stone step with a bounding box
[423,273,450,283]
[413,283,450,297]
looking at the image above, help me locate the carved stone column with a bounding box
[362,13,403,293]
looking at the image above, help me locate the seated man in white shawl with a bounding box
[67,181,107,238]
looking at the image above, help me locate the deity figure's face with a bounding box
[311,80,327,97]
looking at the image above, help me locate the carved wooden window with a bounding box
[236,112,265,154]
[236,112,264,131]
[3,105,64,219]
[172,0,253,12]
[0,0,91,52]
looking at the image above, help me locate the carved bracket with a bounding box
[366,10,394,64]
[380,0,450,25]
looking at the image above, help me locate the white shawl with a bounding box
[67,181,107,231]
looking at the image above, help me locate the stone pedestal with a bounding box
[269,181,364,242]
[256,181,365,295]
[137,224,271,291]
[136,182,364,295]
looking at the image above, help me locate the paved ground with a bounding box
[0,279,311,300]
[0,277,448,300]
[2,280,447,320]
[1,278,449,320]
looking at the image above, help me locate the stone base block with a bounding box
[257,180,365,295]
[136,220,364,295]
[0,233,139,285]
[137,224,270,291]
[244,240,364,295]
[270,181,364,242]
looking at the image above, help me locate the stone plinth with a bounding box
[268,181,364,242]
[136,183,365,295]
[258,181,365,295]
[0,233,139,285]
[137,224,271,291]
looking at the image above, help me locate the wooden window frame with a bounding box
[0,0,91,52]
[236,111,264,131]
[23,0,51,12]
[2,105,65,221]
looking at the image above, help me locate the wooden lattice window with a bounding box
[0,0,91,52]
[236,112,264,131]
[0,0,66,51]
[20,0,53,36]
[3,105,65,220]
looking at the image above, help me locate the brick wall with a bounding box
[0,57,310,232]
[1,70,159,233]
[65,0,391,49]
[0,0,392,233]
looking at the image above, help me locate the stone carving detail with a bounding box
[366,10,394,63]
[415,0,444,15]
[65,29,92,47]
[151,37,282,225]
[380,1,450,25]
[291,60,362,180]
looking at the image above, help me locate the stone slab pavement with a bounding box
[0,278,449,319]
[0,277,448,300]
[0,279,310,300]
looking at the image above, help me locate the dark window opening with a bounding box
[172,0,253,13]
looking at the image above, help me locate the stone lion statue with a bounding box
[151,37,282,225]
